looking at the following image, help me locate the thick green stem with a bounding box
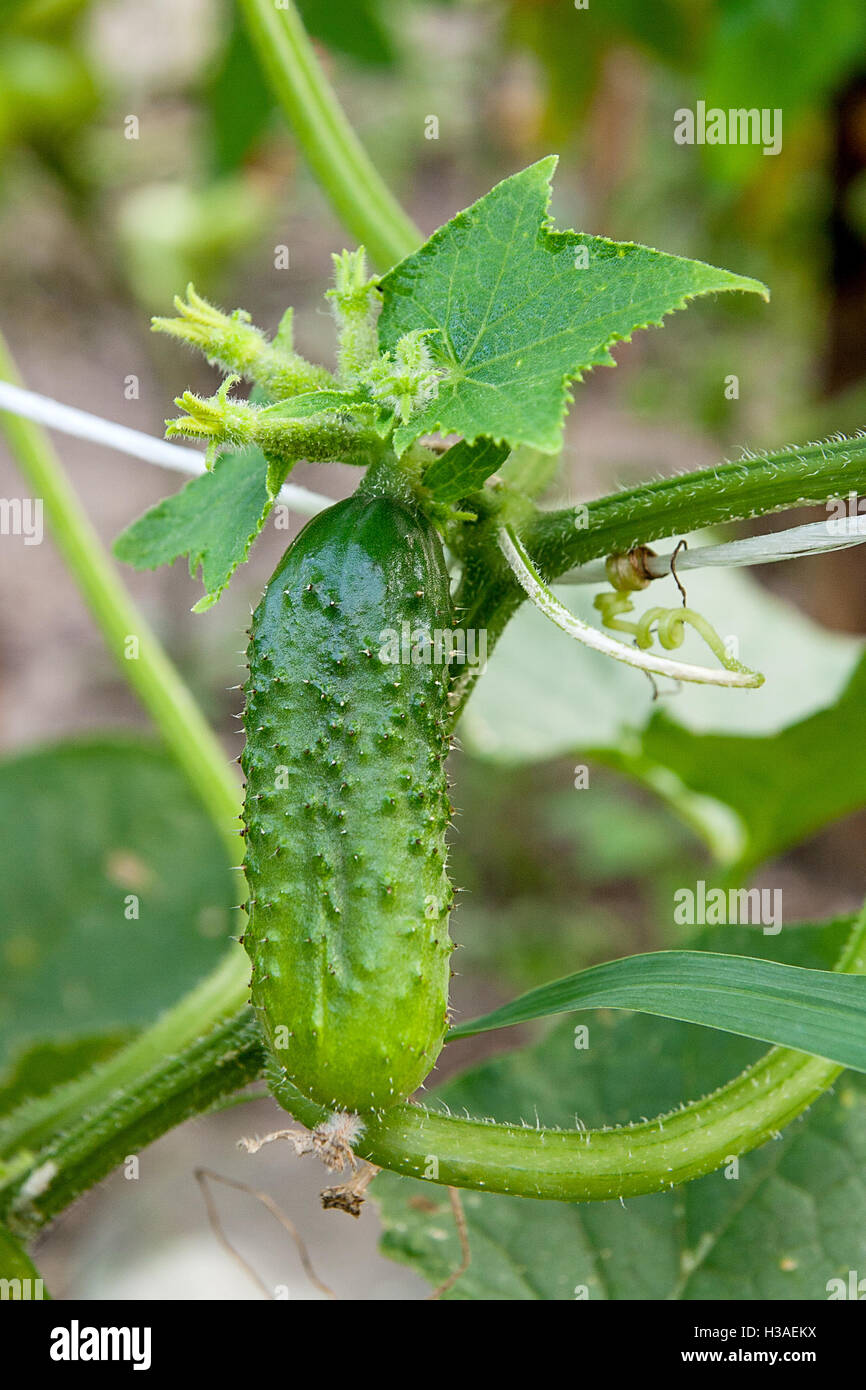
[0,332,243,856]
[455,432,866,710]
[1,1013,265,1238]
[274,906,865,1198]
[5,913,863,1220]
[238,0,421,271]
[0,950,249,1162]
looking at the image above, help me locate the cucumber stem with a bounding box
[0,331,244,860]
[238,0,421,271]
[5,909,864,1219]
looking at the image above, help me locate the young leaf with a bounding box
[448,949,866,1073]
[378,157,768,455]
[114,446,283,611]
[259,387,373,420]
[422,437,510,503]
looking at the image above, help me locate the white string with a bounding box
[560,515,866,586]
[4,379,861,575]
[0,380,331,518]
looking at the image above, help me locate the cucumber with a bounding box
[241,493,455,1113]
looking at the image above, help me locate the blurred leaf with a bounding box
[0,37,96,140]
[378,158,767,455]
[460,561,864,864]
[206,0,396,175]
[702,0,866,182]
[542,782,692,881]
[463,563,861,758]
[297,0,396,67]
[114,446,280,611]
[377,922,866,1299]
[116,178,269,309]
[0,738,236,1072]
[0,1035,129,1119]
[449,948,866,1073]
[0,1224,49,1294]
[0,0,90,34]
[505,0,692,145]
[641,650,866,871]
[206,15,274,175]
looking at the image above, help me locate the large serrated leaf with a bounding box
[378,158,767,455]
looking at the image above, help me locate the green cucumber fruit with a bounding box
[241,492,455,1113]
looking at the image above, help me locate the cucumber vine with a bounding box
[2,0,866,1292]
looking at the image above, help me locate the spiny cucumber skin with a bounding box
[241,495,454,1114]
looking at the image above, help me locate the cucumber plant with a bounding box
[2,0,866,1300]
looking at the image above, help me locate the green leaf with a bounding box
[462,562,861,752]
[259,388,371,420]
[422,437,510,503]
[113,445,279,611]
[460,561,864,864]
[0,1225,49,1295]
[703,0,866,183]
[0,1035,129,1120]
[0,738,236,1073]
[206,15,274,175]
[448,949,866,1072]
[297,0,396,68]
[207,3,396,176]
[378,158,767,455]
[376,925,866,1300]
[641,651,866,871]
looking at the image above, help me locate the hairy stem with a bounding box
[1,1013,265,1238]
[455,432,866,709]
[238,0,421,271]
[0,951,249,1163]
[5,912,863,1221]
[0,332,243,856]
